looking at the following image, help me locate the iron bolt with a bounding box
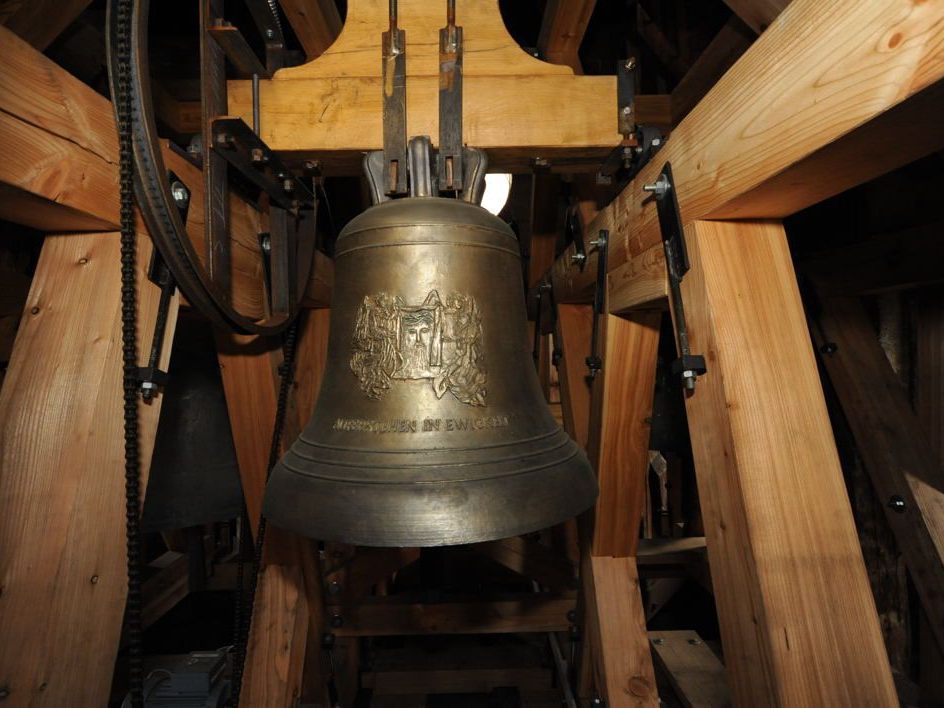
[888,495,906,513]
[688,638,701,646]
[260,234,272,254]
[283,178,295,193]
[621,105,633,116]
[571,252,587,265]
[250,148,267,166]
[643,175,670,198]
[170,181,190,207]
[214,133,234,148]
[624,58,637,71]
[566,609,577,623]
[265,28,275,39]
[330,613,343,628]
[328,580,342,595]
[819,342,838,355]
[652,638,664,645]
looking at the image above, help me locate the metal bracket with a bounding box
[566,208,588,270]
[437,0,463,192]
[382,0,408,196]
[644,162,706,392]
[586,230,608,379]
[210,117,316,212]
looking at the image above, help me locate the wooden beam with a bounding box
[679,219,896,705]
[218,308,333,707]
[331,595,576,637]
[228,0,621,174]
[801,221,944,296]
[607,242,668,314]
[648,631,730,708]
[528,172,561,289]
[635,4,690,82]
[721,0,790,34]
[555,304,593,451]
[811,294,944,652]
[551,0,944,303]
[587,557,658,706]
[0,0,91,50]
[472,536,577,591]
[279,0,342,60]
[0,232,178,705]
[537,0,596,73]
[0,25,331,317]
[670,16,754,125]
[588,311,661,557]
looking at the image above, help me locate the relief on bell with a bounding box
[350,289,486,406]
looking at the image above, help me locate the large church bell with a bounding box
[262,2,598,546]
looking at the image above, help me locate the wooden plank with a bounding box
[721,0,790,34]
[365,668,551,695]
[550,0,944,303]
[0,232,178,706]
[528,172,560,289]
[671,17,753,125]
[588,311,661,557]
[648,631,730,708]
[555,304,593,451]
[801,221,944,296]
[229,0,621,173]
[607,242,668,314]
[331,596,576,637]
[811,294,944,652]
[679,219,896,706]
[636,4,690,81]
[0,0,92,50]
[472,536,577,591]
[279,0,342,60]
[537,0,596,73]
[587,556,658,706]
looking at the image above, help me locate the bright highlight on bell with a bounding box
[480,173,512,215]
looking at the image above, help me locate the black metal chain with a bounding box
[115,0,144,705]
[230,320,301,706]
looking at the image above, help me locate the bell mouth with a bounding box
[262,432,598,547]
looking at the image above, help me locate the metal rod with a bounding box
[389,0,397,29]
[251,73,260,135]
[447,0,455,26]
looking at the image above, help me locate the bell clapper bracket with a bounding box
[644,162,707,392]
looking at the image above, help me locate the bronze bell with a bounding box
[263,146,597,547]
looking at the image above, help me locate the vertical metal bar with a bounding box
[382,0,407,195]
[438,0,463,191]
[201,0,231,301]
[252,73,261,135]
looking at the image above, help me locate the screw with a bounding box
[532,157,551,169]
[688,638,701,646]
[170,181,190,207]
[888,495,906,513]
[265,28,275,39]
[260,234,272,254]
[90,575,99,584]
[571,252,587,265]
[624,57,636,72]
[652,637,664,646]
[621,105,633,116]
[30,306,40,315]
[303,160,322,174]
[643,175,670,198]
[250,148,267,166]
[215,132,234,149]
[283,178,295,193]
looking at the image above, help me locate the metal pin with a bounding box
[252,73,261,136]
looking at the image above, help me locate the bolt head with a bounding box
[888,495,906,513]
[624,57,637,71]
[571,252,587,264]
[652,637,664,645]
[265,28,275,39]
[621,105,633,116]
[170,181,189,206]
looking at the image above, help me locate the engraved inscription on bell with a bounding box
[350,289,486,406]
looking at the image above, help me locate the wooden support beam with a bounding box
[670,16,754,125]
[801,221,944,296]
[555,304,593,451]
[648,631,730,708]
[228,0,621,173]
[528,172,561,289]
[635,4,690,81]
[721,0,790,34]
[0,26,331,317]
[331,595,576,637]
[551,0,944,303]
[537,0,596,73]
[588,311,661,557]
[586,557,658,706]
[811,294,944,652]
[0,0,91,50]
[0,232,178,705]
[679,219,896,706]
[279,0,342,60]
[606,242,668,314]
[472,536,577,591]
[218,308,333,707]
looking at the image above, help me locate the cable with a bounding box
[115,0,144,705]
